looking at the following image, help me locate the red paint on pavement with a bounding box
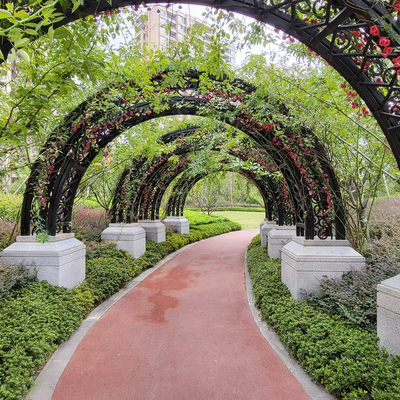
[52,231,312,400]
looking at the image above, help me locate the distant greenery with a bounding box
[247,235,400,399]
[188,206,265,213]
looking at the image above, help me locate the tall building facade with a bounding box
[134,6,236,66]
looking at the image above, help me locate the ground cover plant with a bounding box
[0,211,240,400]
[247,235,400,399]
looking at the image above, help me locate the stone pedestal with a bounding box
[377,274,400,355]
[281,236,365,301]
[163,216,190,234]
[267,226,296,259]
[101,223,146,259]
[138,220,166,243]
[0,233,85,288]
[260,220,277,247]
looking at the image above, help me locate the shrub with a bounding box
[307,257,400,332]
[0,193,22,223]
[247,235,400,399]
[0,220,18,251]
[0,265,37,300]
[71,206,108,242]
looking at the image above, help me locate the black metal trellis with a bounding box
[21,71,345,240]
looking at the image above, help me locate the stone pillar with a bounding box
[281,236,365,301]
[101,223,146,259]
[267,226,296,259]
[163,216,189,234]
[260,220,277,247]
[377,274,400,355]
[0,233,85,288]
[138,220,166,243]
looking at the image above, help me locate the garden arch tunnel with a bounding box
[109,125,295,226]
[20,70,345,241]
[2,0,400,166]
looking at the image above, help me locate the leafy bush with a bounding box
[0,265,37,300]
[307,257,400,333]
[247,235,400,399]
[0,220,18,251]
[0,193,22,223]
[71,206,108,242]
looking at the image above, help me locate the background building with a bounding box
[134,6,236,66]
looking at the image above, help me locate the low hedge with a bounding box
[247,235,400,399]
[0,219,241,400]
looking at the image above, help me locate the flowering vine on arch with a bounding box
[21,70,344,240]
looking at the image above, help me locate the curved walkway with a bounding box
[50,231,313,399]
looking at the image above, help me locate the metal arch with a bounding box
[2,0,400,162]
[22,70,343,239]
[115,136,290,223]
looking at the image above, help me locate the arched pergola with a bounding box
[2,0,400,165]
[108,124,340,237]
[20,70,344,240]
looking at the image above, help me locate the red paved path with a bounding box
[52,230,312,400]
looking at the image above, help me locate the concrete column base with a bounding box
[138,220,166,243]
[281,236,365,300]
[163,216,189,234]
[260,221,277,247]
[0,233,85,288]
[101,223,146,259]
[377,274,400,355]
[267,226,296,259]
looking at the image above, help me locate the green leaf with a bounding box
[18,49,30,63]
[48,25,54,41]
[24,29,39,36]
[14,37,30,48]
[0,9,12,19]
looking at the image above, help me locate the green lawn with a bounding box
[213,211,265,229]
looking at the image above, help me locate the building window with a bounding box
[179,24,186,32]
[160,17,166,25]
[160,36,167,43]
[161,26,166,34]
[178,15,186,24]
[178,33,185,41]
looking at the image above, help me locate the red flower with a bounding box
[340,83,346,89]
[370,25,380,36]
[379,37,390,47]
[350,92,357,98]
[383,46,393,54]
[394,1,400,11]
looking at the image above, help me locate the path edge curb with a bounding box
[244,249,335,400]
